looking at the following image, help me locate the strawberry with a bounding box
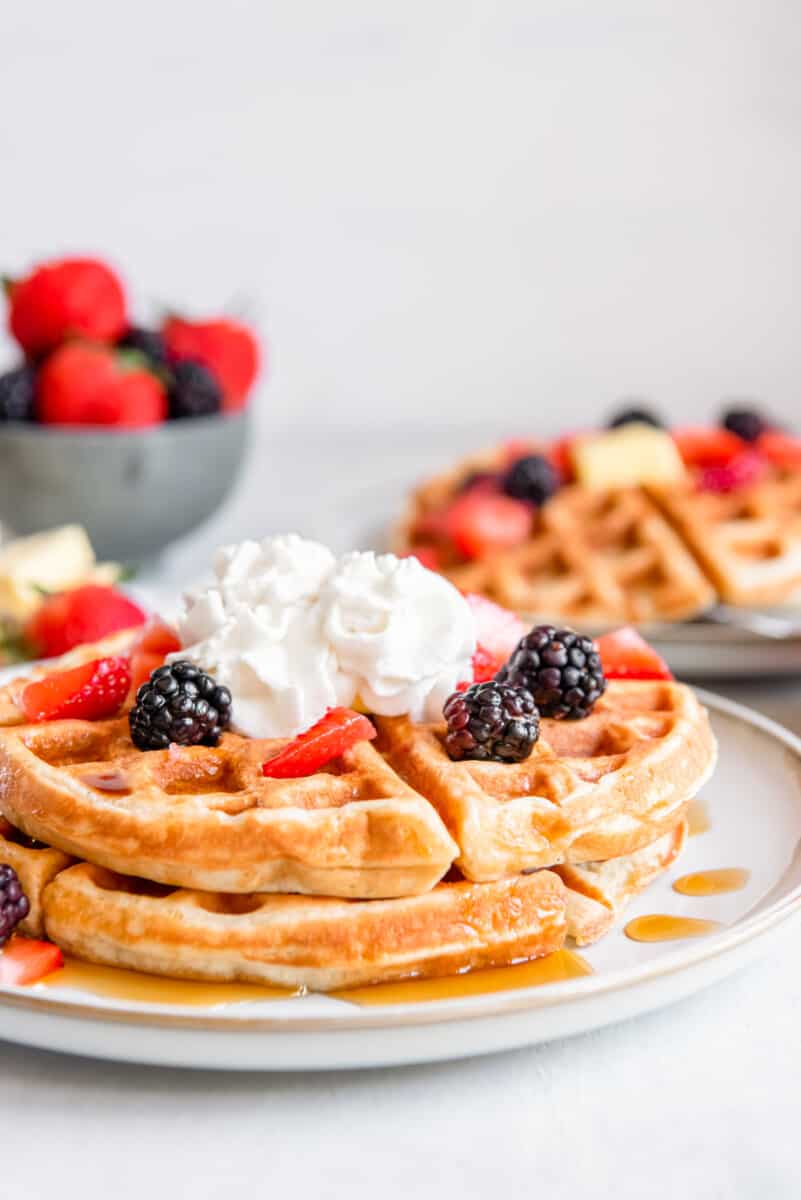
[130,617,181,691]
[163,316,260,411]
[0,937,63,985]
[7,257,127,357]
[37,343,166,428]
[401,547,443,571]
[672,427,744,469]
[444,491,532,560]
[262,708,377,779]
[25,583,146,659]
[594,627,673,681]
[547,435,579,483]
[21,656,132,722]
[464,593,526,682]
[756,430,801,469]
[698,450,767,493]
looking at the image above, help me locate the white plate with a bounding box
[1,690,800,1071]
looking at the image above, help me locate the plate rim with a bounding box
[1,688,800,1034]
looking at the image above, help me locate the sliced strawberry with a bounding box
[698,450,767,494]
[262,708,377,779]
[756,430,801,469]
[400,547,443,571]
[0,937,63,986]
[595,627,673,681]
[672,427,744,469]
[21,656,132,723]
[464,593,526,681]
[130,618,182,691]
[547,434,578,483]
[24,583,146,659]
[445,491,532,560]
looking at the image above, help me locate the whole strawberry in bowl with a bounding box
[0,254,263,560]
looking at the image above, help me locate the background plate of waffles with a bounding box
[1,671,800,1072]
[350,412,801,681]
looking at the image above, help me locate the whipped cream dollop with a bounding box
[172,534,476,738]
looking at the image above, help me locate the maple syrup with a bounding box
[673,867,749,897]
[332,950,592,1006]
[686,796,711,837]
[80,769,131,795]
[624,914,721,942]
[39,957,294,1006]
[35,950,592,1008]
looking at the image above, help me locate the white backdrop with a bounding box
[1,0,799,438]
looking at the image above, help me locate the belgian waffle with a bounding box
[0,716,459,900]
[393,448,714,626]
[40,861,567,990]
[0,818,684,987]
[375,680,715,882]
[649,469,801,606]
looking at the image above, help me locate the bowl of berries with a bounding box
[0,256,262,561]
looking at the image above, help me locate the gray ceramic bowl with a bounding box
[0,413,250,561]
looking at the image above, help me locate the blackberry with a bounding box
[118,327,168,368]
[498,624,606,719]
[443,681,539,763]
[167,360,223,420]
[722,407,766,444]
[0,864,30,945]
[130,661,232,750]
[0,365,36,422]
[502,454,559,506]
[608,405,663,430]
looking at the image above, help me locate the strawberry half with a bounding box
[445,491,532,560]
[756,430,801,469]
[0,937,63,986]
[262,708,377,779]
[464,593,526,682]
[406,547,443,570]
[594,627,673,681]
[672,427,744,469]
[130,617,182,691]
[25,583,146,659]
[21,656,132,723]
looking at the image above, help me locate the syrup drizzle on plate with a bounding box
[673,868,750,896]
[624,914,721,943]
[36,950,593,1008]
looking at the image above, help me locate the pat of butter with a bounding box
[572,424,687,490]
[0,525,96,619]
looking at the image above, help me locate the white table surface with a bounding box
[3,427,801,1200]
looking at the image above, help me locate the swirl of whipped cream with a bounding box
[321,551,475,721]
[172,535,475,738]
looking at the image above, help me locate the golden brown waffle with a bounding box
[375,680,715,882]
[555,817,687,945]
[0,716,459,900]
[41,861,568,990]
[0,817,685,988]
[394,448,714,626]
[649,469,801,606]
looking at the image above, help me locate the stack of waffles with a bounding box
[0,630,717,991]
[394,440,801,624]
